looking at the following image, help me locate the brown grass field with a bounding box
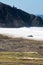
[0,34,43,65]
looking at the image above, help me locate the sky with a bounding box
[0,0,43,14]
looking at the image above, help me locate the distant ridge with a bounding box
[0,2,43,28]
[39,15,43,20]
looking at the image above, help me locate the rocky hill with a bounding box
[0,2,43,27]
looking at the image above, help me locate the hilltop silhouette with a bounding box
[0,2,43,27]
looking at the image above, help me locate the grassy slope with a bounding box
[0,34,43,53]
[0,34,43,65]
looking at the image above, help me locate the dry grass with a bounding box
[0,34,43,53]
[0,34,43,65]
[0,52,43,65]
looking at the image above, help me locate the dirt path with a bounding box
[20,57,43,60]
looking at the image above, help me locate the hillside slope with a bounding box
[0,2,43,27]
[0,34,43,55]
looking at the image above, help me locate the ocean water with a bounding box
[0,27,43,40]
